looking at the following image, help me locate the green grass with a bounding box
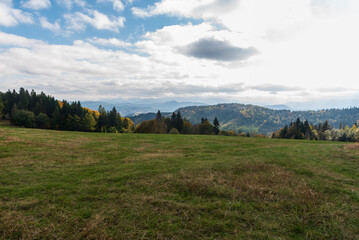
[0,120,359,239]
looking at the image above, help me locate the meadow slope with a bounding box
[0,121,359,239]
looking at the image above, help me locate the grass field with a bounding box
[0,120,359,239]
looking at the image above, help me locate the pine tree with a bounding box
[176,111,184,133]
[323,120,330,132]
[123,118,129,129]
[170,112,177,129]
[156,110,162,120]
[213,117,220,135]
[10,103,18,121]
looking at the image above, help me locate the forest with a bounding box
[0,88,134,133]
[0,88,224,136]
[175,103,359,134]
[273,118,359,142]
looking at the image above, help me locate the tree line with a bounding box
[0,88,225,135]
[0,88,134,132]
[133,110,222,135]
[2,88,357,141]
[272,118,359,142]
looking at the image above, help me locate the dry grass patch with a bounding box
[0,210,44,239]
[1,135,22,144]
[133,143,155,152]
[79,213,110,240]
[124,150,183,163]
[27,136,92,149]
[344,143,359,150]
[168,163,320,204]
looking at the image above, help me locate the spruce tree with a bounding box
[176,111,184,133]
[213,117,220,135]
[156,110,162,120]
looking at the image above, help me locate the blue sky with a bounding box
[0,0,358,107]
[2,0,198,45]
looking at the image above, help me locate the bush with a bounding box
[169,128,180,134]
[199,120,214,135]
[220,131,229,136]
[35,113,50,129]
[134,119,167,134]
[14,110,35,128]
[108,126,118,133]
[228,130,238,136]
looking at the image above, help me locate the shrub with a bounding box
[14,110,35,128]
[169,128,180,134]
[35,113,50,129]
[108,126,118,133]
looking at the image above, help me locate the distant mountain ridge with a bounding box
[175,103,359,134]
[81,100,206,116]
[264,104,292,110]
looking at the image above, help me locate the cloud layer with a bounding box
[180,38,258,62]
[0,0,359,106]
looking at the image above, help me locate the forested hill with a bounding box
[176,103,359,134]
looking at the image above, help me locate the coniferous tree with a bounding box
[323,120,330,132]
[176,111,184,133]
[213,117,220,135]
[170,112,177,130]
[50,106,61,129]
[156,110,162,120]
[108,107,122,131]
[10,103,18,122]
[279,125,288,138]
[123,118,129,129]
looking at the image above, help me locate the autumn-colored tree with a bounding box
[81,112,96,132]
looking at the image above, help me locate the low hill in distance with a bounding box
[1,121,358,239]
[176,103,359,134]
[129,103,359,135]
[264,104,292,110]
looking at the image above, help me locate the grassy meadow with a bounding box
[0,120,359,239]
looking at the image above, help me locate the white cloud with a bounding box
[132,0,313,38]
[39,16,62,33]
[21,0,51,10]
[56,0,86,9]
[0,31,44,48]
[64,10,125,32]
[132,0,212,18]
[0,1,33,27]
[86,37,132,48]
[97,0,125,12]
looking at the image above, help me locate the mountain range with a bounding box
[81,100,206,116]
[129,103,359,135]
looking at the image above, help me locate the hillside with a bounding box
[1,121,359,239]
[176,103,359,134]
[128,112,171,125]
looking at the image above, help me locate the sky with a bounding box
[0,0,359,107]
